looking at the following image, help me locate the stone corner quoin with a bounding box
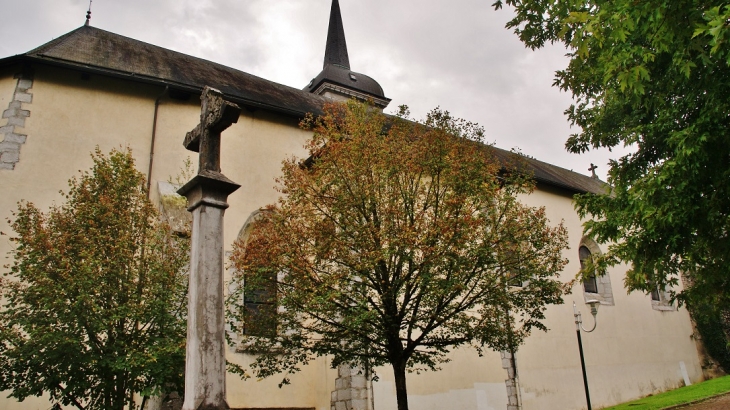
[0,72,33,171]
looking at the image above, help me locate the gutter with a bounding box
[147,85,168,197]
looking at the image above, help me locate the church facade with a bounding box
[0,1,709,409]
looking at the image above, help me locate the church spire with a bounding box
[306,0,390,109]
[84,0,92,26]
[324,0,350,70]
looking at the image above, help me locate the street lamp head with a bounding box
[586,299,600,316]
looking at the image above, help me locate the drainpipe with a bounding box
[147,86,169,198]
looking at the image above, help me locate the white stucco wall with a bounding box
[0,66,17,110]
[517,186,702,408]
[372,348,509,410]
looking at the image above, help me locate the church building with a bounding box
[0,1,709,409]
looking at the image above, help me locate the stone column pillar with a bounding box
[179,172,240,410]
[331,365,373,410]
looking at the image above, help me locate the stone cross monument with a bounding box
[178,86,242,410]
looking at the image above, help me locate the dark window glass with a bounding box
[508,271,524,287]
[504,249,524,287]
[651,287,661,301]
[243,271,277,337]
[579,246,598,293]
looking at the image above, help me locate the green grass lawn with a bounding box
[601,375,730,409]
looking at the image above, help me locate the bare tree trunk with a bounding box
[392,360,409,410]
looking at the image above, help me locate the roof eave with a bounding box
[309,78,390,102]
[534,177,593,195]
[0,55,26,69]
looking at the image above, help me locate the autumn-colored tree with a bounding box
[0,148,189,410]
[227,102,568,410]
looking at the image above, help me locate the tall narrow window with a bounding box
[503,248,527,288]
[579,246,598,294]
[236,210,278,338]
[243,270,277,337]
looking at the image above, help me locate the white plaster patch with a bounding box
[680,361,691,386]
[373,380,507,410]
[158,180,181,196]
[474,383,506,410]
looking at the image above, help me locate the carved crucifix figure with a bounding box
[184,86,242,174]
[178,86,242,410]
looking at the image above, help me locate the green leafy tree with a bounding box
[0,148,189,410]
[494,0,730,315]
[227,101,568,410]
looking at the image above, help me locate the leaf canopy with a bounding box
[495,0,730,314]
[227,102,568,410]
[0,148,189,410]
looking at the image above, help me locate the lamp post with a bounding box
[574,300,600,410]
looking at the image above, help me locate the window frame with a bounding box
[650,284,674,311]
[578,237,614,306]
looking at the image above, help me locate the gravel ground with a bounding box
[671,393,730,410]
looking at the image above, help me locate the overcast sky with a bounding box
[0,0,632,180]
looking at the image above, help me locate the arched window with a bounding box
[578,237,614,306]
[235,210,277,338]
[579,246,598,293]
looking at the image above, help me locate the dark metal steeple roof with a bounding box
[324,0,349,69]
[306,0,389,105]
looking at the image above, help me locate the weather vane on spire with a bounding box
[85,0,92,26]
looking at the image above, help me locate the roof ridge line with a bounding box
[25,25,89,56]
[22,25,323,98]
